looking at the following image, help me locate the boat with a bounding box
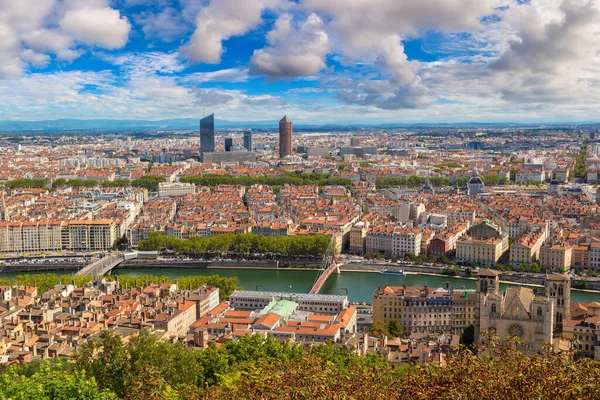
[380,268,405,275]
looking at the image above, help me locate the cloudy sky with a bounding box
[1,0,599,124]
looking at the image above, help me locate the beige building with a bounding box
[509,229,547,267]
[456,220,509,266]
[539,244,573,272]
[349,221,368,254]
[456,237,506,266]
[63,220,118,251]
[451,290,478,335]
[157,182,195,197]
[392,228,422,257]
[0,221,63,253]
[373,283,453,335]
[0,220,117,253]
[478,277,554,352]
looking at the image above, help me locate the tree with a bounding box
[388,319,403,338]
[460,325,475,349]
[530,262,540,273]
[370,320,388,337]
[0,361,116,399]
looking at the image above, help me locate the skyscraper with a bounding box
[279,115,292,158]
[200,113,215,161]
[224,137,233,152]
[243,129,253,152]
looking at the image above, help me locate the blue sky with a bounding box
[1,0,599,124]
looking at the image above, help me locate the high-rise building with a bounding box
[224,138,233,152]
[279,115,292,158]
[200,114,215,161]
[243,129,253,152]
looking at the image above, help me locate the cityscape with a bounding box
[2,0,600,398]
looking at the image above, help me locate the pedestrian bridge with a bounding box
[309,259,340,294]
[309,234,340,294]
[75,253,125,277]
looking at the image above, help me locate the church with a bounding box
[476,269,570,352]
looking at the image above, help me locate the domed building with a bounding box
[420,179,435,195]
[467,168,486,196]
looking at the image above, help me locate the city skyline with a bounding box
[1,0,600,125]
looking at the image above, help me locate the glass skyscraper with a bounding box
[200,113,215,160]
[243,129,253,152]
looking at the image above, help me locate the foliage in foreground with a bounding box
[3,332,600,399]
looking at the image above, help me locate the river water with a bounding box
[2,267,599,303]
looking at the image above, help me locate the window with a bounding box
[491,304,497,314]
[537,307,543,318]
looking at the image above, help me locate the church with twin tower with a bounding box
[476,269,570,352]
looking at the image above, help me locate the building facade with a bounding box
[243,129,253,152]
[200,113,215,160]
[279,115,293,158]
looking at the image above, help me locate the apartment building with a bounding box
[450,290,478,335]
[372,283,453,334]
[456,221,509,266]
[539,244,573,271]
[429,224,468,257]
[509,229,547,266]
[349,221,368,255]
[63,220,118,251]
[456,237,507,266]
[392,228,422,257]
[157,182,195,197]
[0,220,117,253]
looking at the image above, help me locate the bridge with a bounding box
[309,234,340,294]
[75,253,125,277]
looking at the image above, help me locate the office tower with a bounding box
[200,113,215,160]
[224,138,233,152]
[243,129,253,152]
[279,115,292,158]
[350,137,361,147]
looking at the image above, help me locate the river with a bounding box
[2,267,599,303]
[3,267,595,303]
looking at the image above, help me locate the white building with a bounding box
[158,182,196,197]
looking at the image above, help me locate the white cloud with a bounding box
[103,52,185,76]
[138,7,188,42]
[186,67,250,83]
[20,49,51,68]
[60,7,131,49]
[250,13,330,80]
[179,0,266,63]
[0,0,133,78]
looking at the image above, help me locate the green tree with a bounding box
[388,319,403,338]
[530,262,540,273]
[370,320,389,337]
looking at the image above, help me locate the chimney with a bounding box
[424,282,429,296]
[445,281,449,290]
[362,330,368,356]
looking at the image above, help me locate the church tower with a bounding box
[544,273,571,329]
[476,269,499,294]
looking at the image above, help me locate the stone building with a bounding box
[478,270,554,352]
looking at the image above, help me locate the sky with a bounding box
[1,0,600,124]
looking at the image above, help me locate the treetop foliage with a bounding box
[138,232,331,258]
[2,331,600,399]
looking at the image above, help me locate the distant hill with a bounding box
[0,118,598,132]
